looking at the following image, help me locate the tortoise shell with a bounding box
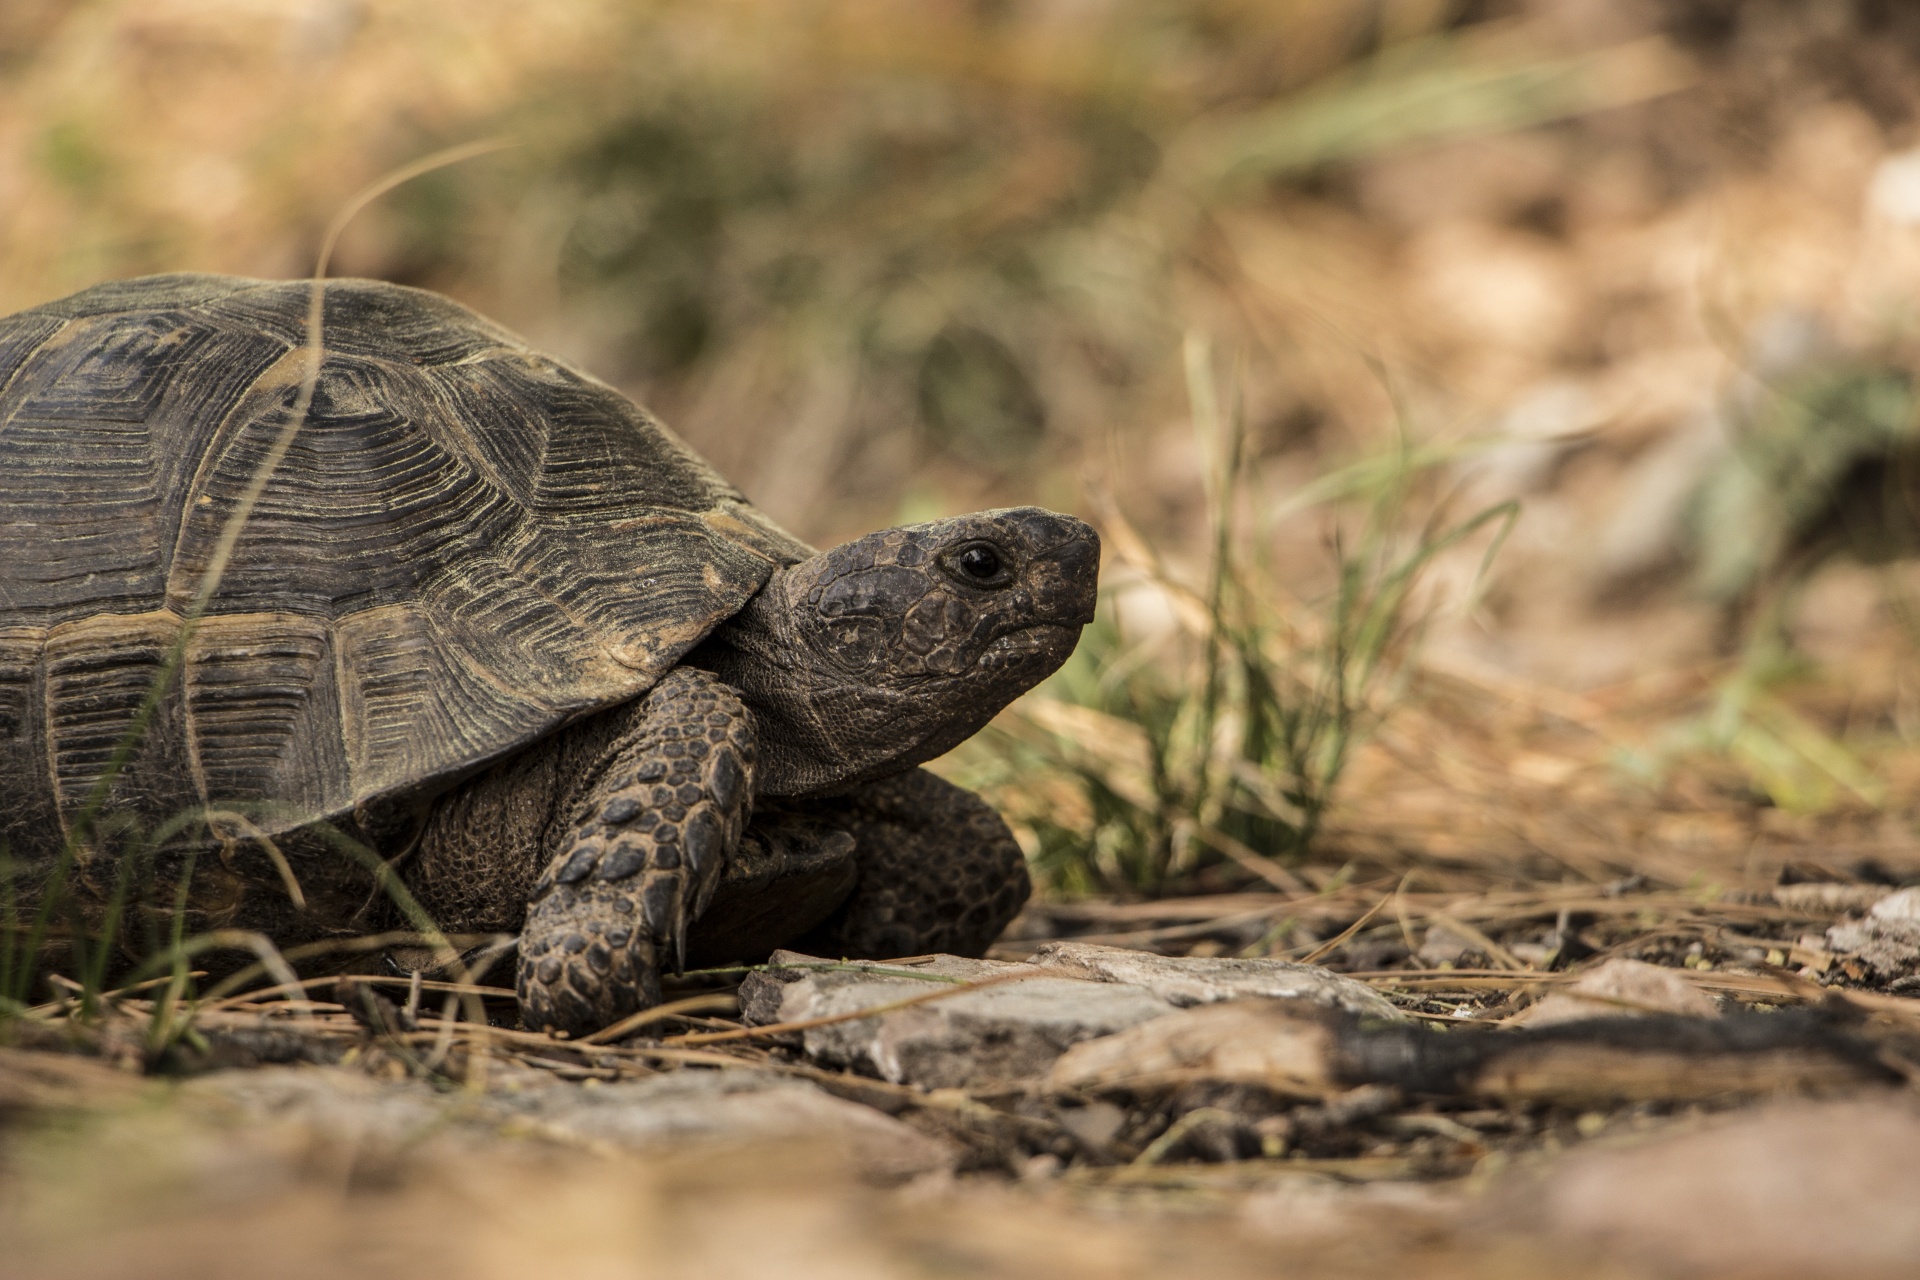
[0,274,809,862]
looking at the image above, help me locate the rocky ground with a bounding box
[8,855,1920,1279]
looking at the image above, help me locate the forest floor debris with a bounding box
[8,822,1920,1279]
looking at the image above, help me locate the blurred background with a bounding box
[11,0,1920,894]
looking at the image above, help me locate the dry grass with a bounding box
[950,326,1522,897]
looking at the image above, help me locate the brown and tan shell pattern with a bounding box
[0,274,809,864]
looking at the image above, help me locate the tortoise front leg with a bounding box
[517,668,755,1036]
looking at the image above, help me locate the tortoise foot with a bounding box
[517,668,756,1037]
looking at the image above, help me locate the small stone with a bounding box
[1417,922,1487,968]
[1054,1100,1127,1151]
[1019,1153,1062,1181]
[1048,999,1339,1095]
[1870,887,1920,923]
[1825,893,1920,981]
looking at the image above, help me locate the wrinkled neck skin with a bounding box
[688,509,1098,797]
[689,579,848,795]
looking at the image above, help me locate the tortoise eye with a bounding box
[946,540,1012,587]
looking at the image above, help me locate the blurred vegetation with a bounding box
[1693,349,1920,606]
[949,342,1514,896]
[356,2,1684,533]
[1654,346,1920,814]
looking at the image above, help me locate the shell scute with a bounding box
[169,353,522,615]
[183,613,344,818]
[2,310,287,621]
[41,610,197,824]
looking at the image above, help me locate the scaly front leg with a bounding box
[517,668,755,1036]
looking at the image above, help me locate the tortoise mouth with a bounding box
[977,622,1081,681]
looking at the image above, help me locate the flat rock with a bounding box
[1509,957,1721,1027]
[1025,941,1407,1021]
[742,950,1177,1089]
[1049,998,1339,1095]
[741,945,1410,1088]
[181,1064,952,1184]
[502,1071,953,1183]
[737,950,1021,1026]
[182,1065,454,1140]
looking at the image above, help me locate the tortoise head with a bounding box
[693,507,1099,796]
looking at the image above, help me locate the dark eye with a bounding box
[959,545,1000,578]
[948,541,1010,587]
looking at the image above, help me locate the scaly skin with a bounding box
[679,769,1029,968]
[797,768,1030,960]
[516,669,755,1036]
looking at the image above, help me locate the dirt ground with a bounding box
[8,2,1920,1276]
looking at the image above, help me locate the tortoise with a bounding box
[0,273,1098,1035]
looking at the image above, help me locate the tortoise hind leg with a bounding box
[796,768,1030,960]
[681,812,857,969]
[517,668,755,1036]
